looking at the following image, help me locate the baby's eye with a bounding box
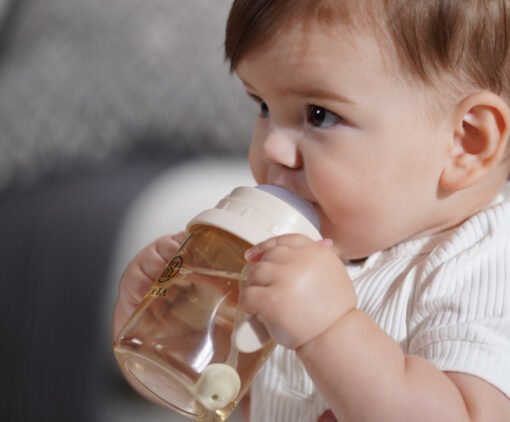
[307,105,343,128]
[259,101,270,118]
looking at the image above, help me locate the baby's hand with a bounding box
[112,232,187,338]
[241,234,357,350]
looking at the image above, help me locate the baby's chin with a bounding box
[330,237,388,262]
[318,221,380,260]
[330,242,369,262]
[325,221,420,261]
[340,252,370,263]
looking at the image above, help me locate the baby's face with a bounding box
[236,24,454,259]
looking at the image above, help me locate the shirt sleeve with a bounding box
[407,206,510,398]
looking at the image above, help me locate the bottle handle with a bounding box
[235,314,271,353]
[234,265,271,353]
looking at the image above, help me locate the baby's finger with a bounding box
[239,284,270,316]
[122,265,154,304]
[317,238,334,248]
[244,234,311,262]
[134,234,185,281]
[171,231,188,245]
[113,232,186,336]
[153,233,186,263]
[256,244,295,264]
[244,261,278,287]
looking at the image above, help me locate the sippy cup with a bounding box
[113,185,321,421]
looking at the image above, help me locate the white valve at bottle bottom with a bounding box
[190,364,241,410]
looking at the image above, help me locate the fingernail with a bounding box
[244,248,255,260]
[318,238,334,247]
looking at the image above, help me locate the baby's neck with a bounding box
[423,172,508,239]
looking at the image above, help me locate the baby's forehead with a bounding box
[228,1,456,92]
[237,22,401,84]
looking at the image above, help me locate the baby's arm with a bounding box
[298,308,510,421]
[112,232,186,337]
[243,234,510,422]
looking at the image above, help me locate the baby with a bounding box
[113,1,510,421]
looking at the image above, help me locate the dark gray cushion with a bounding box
[0,0,10,23]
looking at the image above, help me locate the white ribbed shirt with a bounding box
[250,183,510,422]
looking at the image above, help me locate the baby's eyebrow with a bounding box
[240,79,255,91]
[286,85,355,105]
[247,92,262,102]
[239,78,355,105]
[239,80,260,99]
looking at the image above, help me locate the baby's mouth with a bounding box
[311,201,321,213]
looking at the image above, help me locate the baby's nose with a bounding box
[262,127,302,169]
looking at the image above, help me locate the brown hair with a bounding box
[225,0,510,101]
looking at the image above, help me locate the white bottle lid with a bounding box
[186,185,321,244]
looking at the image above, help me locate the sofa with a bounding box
[0,1,253,421]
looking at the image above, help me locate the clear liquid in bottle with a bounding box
[113,226,275,421]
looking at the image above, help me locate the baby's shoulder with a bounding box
[426,193,510,271]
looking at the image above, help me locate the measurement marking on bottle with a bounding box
[149,266,242,298]
[149,286,167,296]
[158,256,184,282]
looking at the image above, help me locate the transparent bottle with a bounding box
[113,185,321,421]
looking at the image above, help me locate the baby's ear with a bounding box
[440,91,510,192]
